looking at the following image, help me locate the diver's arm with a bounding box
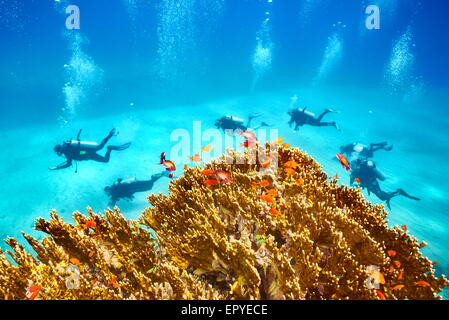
[49,159,72,170]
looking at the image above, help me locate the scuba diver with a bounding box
[104,172,166,206]
[340,142,393,161]
[50,128,131,171]
[288,107,340,131]
[350,159,420,209]
[215,113,270,134]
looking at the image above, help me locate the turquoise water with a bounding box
[0,0,448,299]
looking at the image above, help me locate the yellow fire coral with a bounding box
[0,144,447,300]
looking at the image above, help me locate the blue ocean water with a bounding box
[0,0,448,298]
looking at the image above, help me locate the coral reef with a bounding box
[0,144,447,300]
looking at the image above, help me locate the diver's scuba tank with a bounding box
[225,115,245,124]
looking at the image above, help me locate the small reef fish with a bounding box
[376,290,387,300]
[203,179,219,186]
[415,281,431,287]
[260,161,271,168]
[241,131,257,142]
[392,285,405,291]
[26,284,41,300]
[261,195,276,204]
[387,250,396,257]
[110,277,120,288]
[189,154,202,162]
[336,153,351,171]
[70,258,81,265]
[284,168,296,175]
[266,189,278,197]
[281,143,291,148]
[162,160,176,171]
[201,169,216,175]
[269,208,280,215]
[241,140,257,148]
[401,225,407,231]
[355,177,361,184]
[259,180,270,187]
[215,170,232,184]
[397,270,404,280]
[296,178,304,186]
[273,137,284,144]
[85,220,96,229]
[393,260,401,268]
[201,145,213,152]
[284,160,299,168]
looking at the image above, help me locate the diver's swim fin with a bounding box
[397,189,421,201]
[255,122,271,129]
[108,142,131,151]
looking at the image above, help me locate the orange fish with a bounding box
[266,189,278,197]
[387,250,396,257]
[269,208,280,215]
[285,160,299,168]
[433,260,439,265]
[162,160,176,171]
[203,179,219,186]
[355,177,361,184]
[284,168,296,175]
[189,154,202,162]
[201,169,216,175]
[184,164,188,170]
[251,181,258,188]
[28,285,40,300]
[260,161,271,168]
[261,195,276,204]
[392,284,404,291]
[415,281,431,287]
[397,270,404,280]
[70,258,81,265]
[241,131,257,142]
[110,277,120,288]
[85,220,96,229]
[336,153,351,171]
[296,178,304,186]
[273,137,284,144]
[88,251,94,258]
[376,290,387,300]
[389,264,395,273]
[215,170,232,184]
[241,140,257,148]
[401,225,407,231]
[393,260,401,268]
[281,143,291,148]
[168,173,174,178]
[201,145,213,152]
[259,180,270,187]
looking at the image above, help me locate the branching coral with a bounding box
[0,144,447,300]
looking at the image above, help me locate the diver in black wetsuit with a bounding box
[50,128,131,171]
[340,142,393,161]
[215,114,269,134]
[350,159,420,209]
[104,172,166,206]
[288,107,340,131]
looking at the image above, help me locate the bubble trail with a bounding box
[251,0,274,91]
[53,0,104,125]
[313,32,343,85]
